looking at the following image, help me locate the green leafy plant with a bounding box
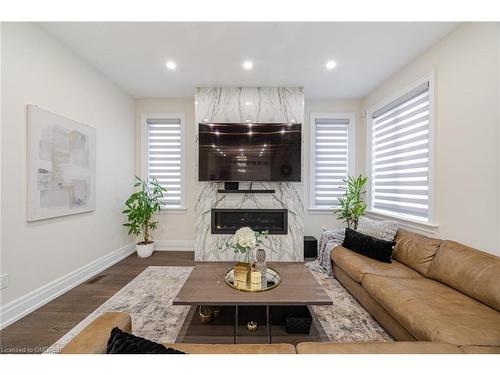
[334,175,368,230]
[122,176,167,244]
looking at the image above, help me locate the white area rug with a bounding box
[48,266,193,352]
[310,270,392,342]
[48,265,392,352]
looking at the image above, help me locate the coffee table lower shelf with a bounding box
[175,305,329,345]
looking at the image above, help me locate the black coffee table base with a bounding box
[176,305,329,345]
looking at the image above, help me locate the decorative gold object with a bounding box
[233,262,251,289]
[224,267,280,292]
[211,306,221,318]
[199,305,213,323]
[246,321,258,332]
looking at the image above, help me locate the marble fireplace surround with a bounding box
[194,87,305,261]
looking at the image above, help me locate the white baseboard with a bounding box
[0,242,135,330]
[154,240,194,251]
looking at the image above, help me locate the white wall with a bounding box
[0,23,3,292]
[135,98,197,246]
[303,98,363,239]
[362,23,500,255]
[1,23,136,307]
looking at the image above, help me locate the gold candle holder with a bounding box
[233,262,251,289]
[250,269,262,291]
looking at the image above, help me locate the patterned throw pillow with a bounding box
[357,217,398,242]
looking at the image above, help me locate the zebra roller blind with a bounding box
[371,82,430,222]
[312,117,350,208]
[147,118,183,208]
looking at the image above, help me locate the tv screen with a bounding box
[199,122,301,182]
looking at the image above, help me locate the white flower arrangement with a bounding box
[221,227,268,263]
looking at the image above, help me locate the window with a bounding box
[369,81,432,223]
[310,113,355,210]
[142,114,185,209]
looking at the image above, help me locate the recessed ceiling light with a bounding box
[245,102,252,106]
[326,60,337,70]
[166,61,176,70]
[204,118,209,122]
[246,119,252,123]
[243,61,253,70]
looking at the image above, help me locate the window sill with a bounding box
[308,208,335,215]
[157,207,188,215]
[365,210,438,234]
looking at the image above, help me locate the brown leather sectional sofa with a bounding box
[60,311,500,354]
[60,229,500,354]
[331,229,500,349]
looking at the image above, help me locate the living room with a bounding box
[1,0,499,372]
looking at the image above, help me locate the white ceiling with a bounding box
[41,22,458,99]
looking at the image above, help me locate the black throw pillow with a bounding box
[342,228,395,263]
[106,327,185,354]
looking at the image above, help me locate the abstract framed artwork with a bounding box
[27,105,96,221]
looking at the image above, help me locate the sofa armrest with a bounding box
[61,312,132,354]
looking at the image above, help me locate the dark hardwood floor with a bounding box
[0,251,195,354]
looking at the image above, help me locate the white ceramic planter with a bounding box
[136,242,154,258]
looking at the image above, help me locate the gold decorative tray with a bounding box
[224,267,281,292]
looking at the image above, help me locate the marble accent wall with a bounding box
[194,87,304,261]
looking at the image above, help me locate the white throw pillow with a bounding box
[357,217,398,242]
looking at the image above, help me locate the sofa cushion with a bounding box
[361,274,500,346]
[164,343,296,354]
[357,217,398,242]
[427,240,500,311]
[331,246,423,283]
[393,229,441,276]
[296,341,461,354]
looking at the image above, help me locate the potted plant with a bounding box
[334,175,368,230]
[122,176,166,258]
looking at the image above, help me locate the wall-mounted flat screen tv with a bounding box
[199,122,301,182]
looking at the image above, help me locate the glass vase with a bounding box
[244,248,253,264]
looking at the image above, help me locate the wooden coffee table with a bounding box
[174,262,332,344]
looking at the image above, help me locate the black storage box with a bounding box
[284,306,313,334]
[304,236,318,258]
[224,181,239,191]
